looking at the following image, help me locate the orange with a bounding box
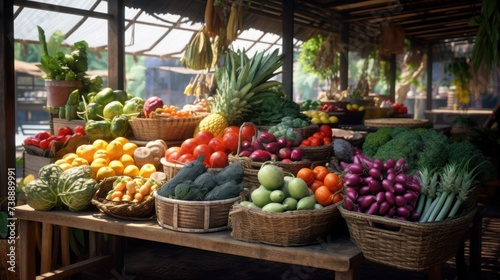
[106,140,124,161]
[114,137,129,146]
[123,165,140,177]
[62,153,78,164]
[109,160,125,176]
[139,163,156,178]
[122,142,138,157]
[119,154,135,167]
[90,157,108,178]
[92,139,108,151]
[95,166,116,182]
[76,144,97,163]
[71,157,89,167]
[93,149,111,163]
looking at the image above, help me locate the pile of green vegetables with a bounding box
[243,95,309,126]
[156,156,244,201]
[23,164,97,212]
[361,127,494,181]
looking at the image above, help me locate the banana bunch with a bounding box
[226,0,243,43]
[184,74,212,97]
[183,28,214,70]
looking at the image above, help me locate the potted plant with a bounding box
[36,26,89,107]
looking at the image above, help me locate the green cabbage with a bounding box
[24,179,59,211]
[57,166,97,212]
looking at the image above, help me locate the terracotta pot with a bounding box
[45,80,82,107]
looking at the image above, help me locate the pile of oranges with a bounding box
[54,137,156,182]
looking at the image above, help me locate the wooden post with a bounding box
[426,43,433,111]
[282,0,295,100]
[107,0,126,90]
[340,22,349,91]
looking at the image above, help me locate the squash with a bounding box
[204,180,243,201]
[156,155,207,198]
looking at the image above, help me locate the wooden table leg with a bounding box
[427,263,442,280]
[60,226,71,267]
[40,222,53,274]
[469,208,483,279]
[19,219,36,280]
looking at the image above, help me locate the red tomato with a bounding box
[167,151,182,162]
[195,130,215,145]
[208,137,226,152]
[223,126,239,136]
[222,132,239,154]
[165,147,181,160]
[319,124,332,138]
[208,151,228,168]
[240,125,256,142]
[74,125,85,135]
[193,144,214,163]
[309,136,322,146]
[35,131,51,140]
[180,138,198,155]
[178,153,196,164]
[30,138,41,147]
[58,126,73,136]
[39,139,50,150]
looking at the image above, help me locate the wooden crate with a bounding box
[23,151,56,179]
[51,117,85,135]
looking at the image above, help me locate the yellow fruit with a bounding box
[358,106,365,111]
[71,157,89,167]
[96,166,116,182]
[92,139,108,150]
[93,149,111,163]
[320,116,330,124]
[311,117,321,124]
[109,160,125,176]
[120,154,135,167]
[123,165,140,177]
[76,144,98,164]
[122,142,138,157]
[139,163,156,178]
[55,159,68,166]
[23,174,35,185]
[328,116,339,123]
[351,104,359,110]
[90,158,108,178]
[62,153,78,164]
[59,163,72,171]
[194,113,228,138]
[106,140,124,161]
[114,137,129,145]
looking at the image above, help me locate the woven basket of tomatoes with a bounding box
[91,176,163,220]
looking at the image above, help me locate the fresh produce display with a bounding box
[391,102,408,115]
[340,153,422,222]
[105,176,162,203]
[319,103,340,113]
[23,127,84,151]
[296,166,343,207]
[244,95,310,126]
[299,125,333,147]
[23,163,98,212]
[361,127,494,177]
[238,131,303,162]
[267,116,310,145]
[194,49,285,137]
[157,157,244,201]
[345,103,365,112]
[302,110,339,125]
[239,162,322,212]
[54,137,160,182]
[299,99,322,111]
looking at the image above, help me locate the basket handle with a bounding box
[236,122,258,156]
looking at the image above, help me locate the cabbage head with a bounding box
[57,165,98,212]
[24,178,59,211]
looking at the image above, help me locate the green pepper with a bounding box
[58,105,66,119]
[110,114,132,139]
[94,88,114,106]
[66,89,80,106]
[65,105,77,120]
[85,102,104,121]
[85,120,112,141]
[77,101,85,112]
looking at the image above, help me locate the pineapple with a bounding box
[194,49,284,137]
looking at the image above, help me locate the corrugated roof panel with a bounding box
[144,28,195,58]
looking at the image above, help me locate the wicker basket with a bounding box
[338,205,477,271]
[161,157,222,181]
[229,202,341,246]
[299,144,332,162]
[91,176,157,220]
[154,192,240,233]
[129,112,207,141]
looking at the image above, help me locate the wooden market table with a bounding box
[15,204,364,280]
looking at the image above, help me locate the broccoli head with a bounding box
[416,129,450,171]
[373,130,423,173]
[362,127,393,157]
[447,141,495,182]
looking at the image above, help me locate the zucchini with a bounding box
[216,162,244,185]
[204,180,243,201]
[157,155,207,198]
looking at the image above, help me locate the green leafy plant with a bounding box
[36,26,89,81]
[469,0,500,70]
